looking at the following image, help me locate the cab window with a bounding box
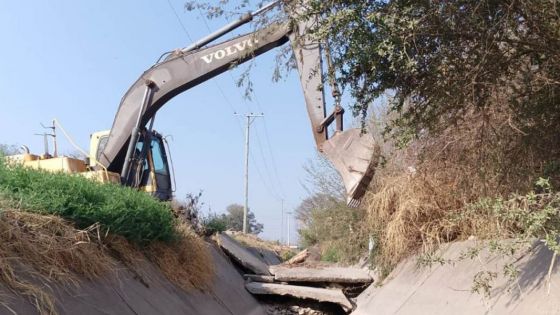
[151,139,168,175]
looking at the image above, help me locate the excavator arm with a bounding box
[98,2,379,205]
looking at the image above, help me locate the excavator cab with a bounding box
[130,130,173,201]
[90,129,173,201]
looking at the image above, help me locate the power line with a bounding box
[202,7,286,199]
[252,93,286,197]
[166,0,245,134]
[249,151,284,201]
[166,0,193,42]
[164,1,289,213]
[196,6,285,201]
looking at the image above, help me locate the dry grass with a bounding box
[145,223,214,292]
[0,208,215,314]
[366,173,458,271]
[0,209,113,315]
[103,231,215,293]
[365,102,560,274]
[229,231,297,261]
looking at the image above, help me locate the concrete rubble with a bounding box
[244,274,276,283]
[216,233,272,275]
[246,282,353,312]
[269,266,373,284]
[264,304,330,315]
[217,233,373,313]
[286,249,308,265]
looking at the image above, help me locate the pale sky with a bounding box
[0,0,352,242]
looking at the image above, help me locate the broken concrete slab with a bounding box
[269,266,373,284]
[247,247,283,266]
[245,282,353,312]
[244,274,275,283]
[216,233,271,275]
[286,249,308,265]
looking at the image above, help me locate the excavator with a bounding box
[7,1,379,206]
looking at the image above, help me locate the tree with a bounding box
[297,153,346,226]
[0,144,19,156]
[295,155,368,262]
[202,212,228,235]
[224,204,264,234]
[189,0,559,139]
[312,0,559,142]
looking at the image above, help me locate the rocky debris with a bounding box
[269,266,373,285]
[216,233,272,275]
[286,249,308,265]
[246,282,353,312]
[244,274,276,283]
[215,233,371,313]
[264,303,337,315]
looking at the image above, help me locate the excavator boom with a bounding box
[97,2,379,205]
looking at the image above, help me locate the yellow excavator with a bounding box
[7,1,379,206]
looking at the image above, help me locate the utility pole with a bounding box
[35,121,57,158]
[235,112,264,234]
[281,198,284,244]
[286,211,292,247]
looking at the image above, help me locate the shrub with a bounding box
[321,246,341,263]
[0,159,177,245]
[202,212,228,235]
[297,194,369,264]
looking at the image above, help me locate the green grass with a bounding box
[0,159,177,245]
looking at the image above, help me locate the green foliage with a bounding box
[416,178,560,297]
[191,0,560,142]
[0,159,177,245]
[296,193,368,263]
[321,246,340,263]
[457,178,560,247]
[280,250,296,262]
[202,212,228,234]
[201,204,264,235]
[224,204,264,234]
[0,144,18,156]
[416,252,448,268]
[296,154,368,263]
[295,0,560,138]
[471,270,498,298]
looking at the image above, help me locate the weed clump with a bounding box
[0,160,177,245]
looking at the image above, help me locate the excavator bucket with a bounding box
[322,129,380,207]
[289,8,380,207]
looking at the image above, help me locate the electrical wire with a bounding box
[252,93,286,197]
[52,119,88,157]
[196,6,286,201]
[166,0,194,42]
[170,1,287,204]
[166,0,245,134]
